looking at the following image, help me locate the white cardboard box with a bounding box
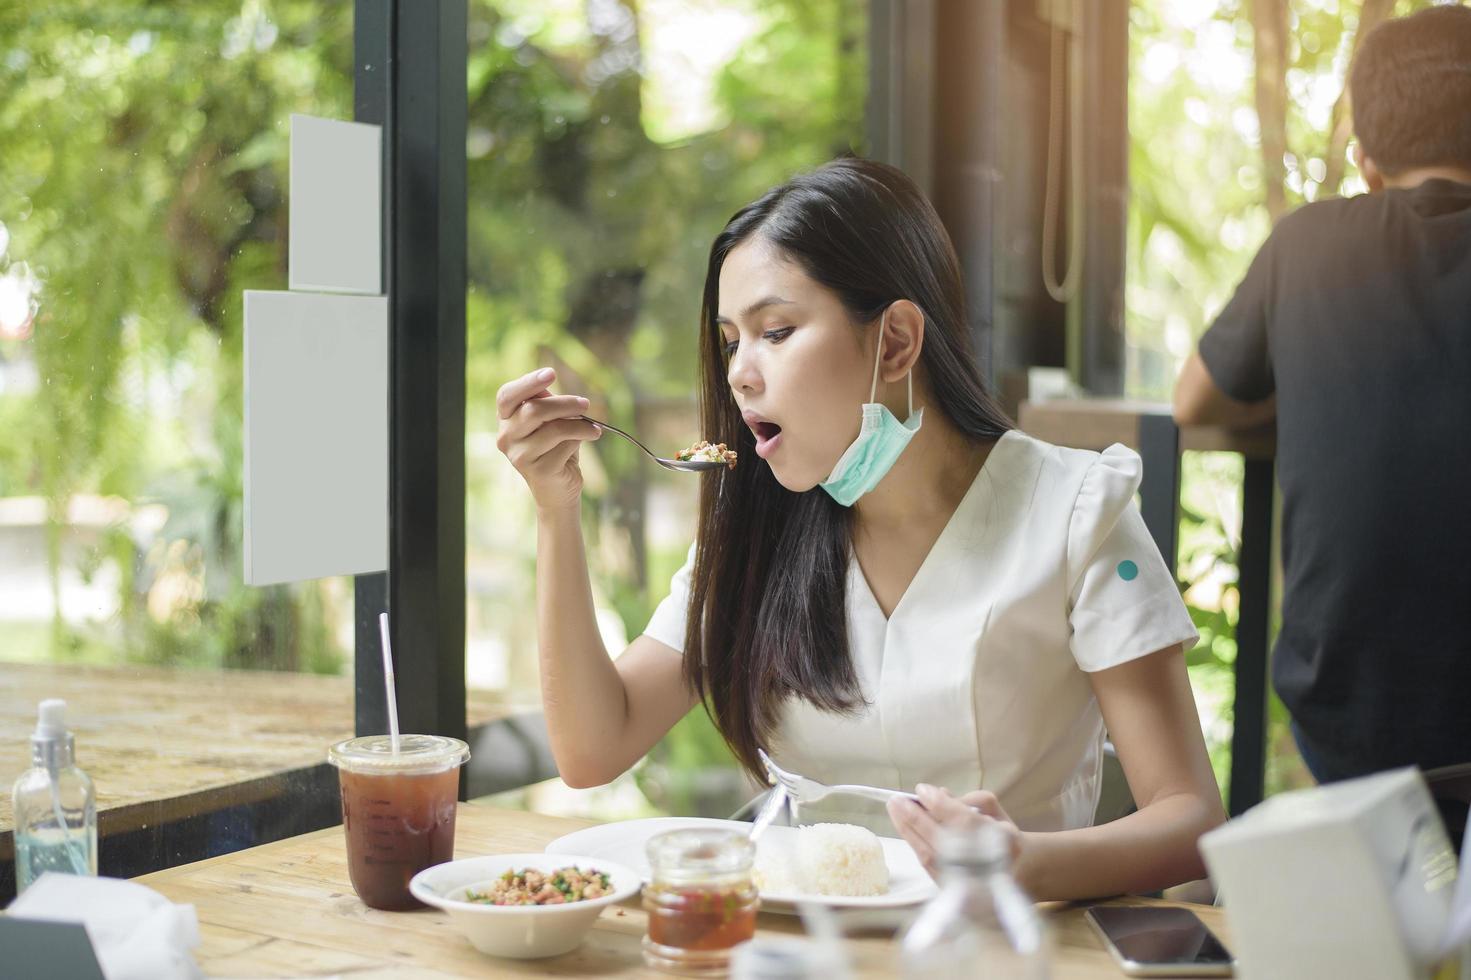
[1200,767,1462,980]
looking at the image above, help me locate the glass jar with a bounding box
[643,827,760,976]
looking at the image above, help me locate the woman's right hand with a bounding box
[495,367,602,513]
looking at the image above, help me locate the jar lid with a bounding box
[646,827,754,883]
[327,734,469,774]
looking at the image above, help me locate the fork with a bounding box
[577,415,730,473]
[758,748,921,808]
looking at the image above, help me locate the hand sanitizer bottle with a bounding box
[12,699,97,893]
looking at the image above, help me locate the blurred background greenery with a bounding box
[1,0,1441,819]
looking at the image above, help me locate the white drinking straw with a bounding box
[378,611,401,756]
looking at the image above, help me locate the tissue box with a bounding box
[1200,767,1460,980]
[5,873,203,980]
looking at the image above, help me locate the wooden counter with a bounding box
[1018,397,1276,458]
[0,662,519,858]
[136,802,1231,978]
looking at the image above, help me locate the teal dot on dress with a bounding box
[1117,560,1139,581]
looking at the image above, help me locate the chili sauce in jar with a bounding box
[642,827,759,975]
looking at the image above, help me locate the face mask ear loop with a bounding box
[868,310,888,404]
[868,308,915,416]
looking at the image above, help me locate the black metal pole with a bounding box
[933,0,1003,380]
[1075,0,1129,396]
[353,0,467,747]
[865,0,899,166]
[865,0,936,191]
[1229,457,1274,815]
[1137,414,1181,569]
[352,0,391,743]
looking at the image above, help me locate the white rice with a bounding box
[752,836,802,893]
[753,823,889,897]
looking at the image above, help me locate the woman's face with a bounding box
[716,238,874,491]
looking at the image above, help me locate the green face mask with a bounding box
[818,311,924,507]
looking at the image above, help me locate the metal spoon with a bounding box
[578,415,731,472]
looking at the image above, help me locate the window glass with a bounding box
[464,0,867,817]
[0,2,357,898]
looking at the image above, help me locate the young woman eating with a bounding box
[494,157,1225,900]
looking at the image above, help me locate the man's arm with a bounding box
[1173,351,1277,429]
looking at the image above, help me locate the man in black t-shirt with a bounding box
[1173,5,1471,829]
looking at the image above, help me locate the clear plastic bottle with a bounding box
[899,822,1051,979]
[12,699,98,893]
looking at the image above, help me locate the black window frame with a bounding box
[352,0,469,751]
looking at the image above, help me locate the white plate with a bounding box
[545,817,937,912]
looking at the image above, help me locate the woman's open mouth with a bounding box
[748,418,783,459]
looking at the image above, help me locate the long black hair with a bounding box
[684,156,1013,779]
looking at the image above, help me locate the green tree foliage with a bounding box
[0,0,865,809]
[0,1,353,671]
[461,0,866,808]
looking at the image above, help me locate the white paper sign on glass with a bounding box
[288,114,381,294]
[243,290,388,585]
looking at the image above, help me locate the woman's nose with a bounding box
[726,345,763,394]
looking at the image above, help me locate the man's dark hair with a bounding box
[1350,3,1471,175]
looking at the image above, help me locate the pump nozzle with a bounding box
[31,698,75,769]
[35,698,67,740]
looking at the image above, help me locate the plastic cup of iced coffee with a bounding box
[328,733,470,911]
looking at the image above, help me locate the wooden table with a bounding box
[136,802,1230,978]
[0,663,517,860]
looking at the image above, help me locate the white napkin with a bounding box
[7,873,203,980]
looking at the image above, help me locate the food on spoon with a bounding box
[753,823,890,897]
[674,440,738,468]
[464,866,612,905]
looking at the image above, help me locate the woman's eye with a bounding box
[723,327,791,357]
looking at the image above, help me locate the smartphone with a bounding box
[1085,905,1235,977]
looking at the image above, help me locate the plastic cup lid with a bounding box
[327,734,469,774]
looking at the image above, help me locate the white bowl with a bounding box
[409,853,643,959]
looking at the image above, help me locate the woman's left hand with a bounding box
[886,783,1022,880]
